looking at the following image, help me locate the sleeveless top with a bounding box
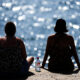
[0,40,23,72]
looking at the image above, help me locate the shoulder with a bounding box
[48,34,55,40]
[0,37,6,43]
[0,37,6,40]
[16,37,23,42]
[16,37,26,49]
[65,34,74,40]
[47,34,55,43]
[64,34,74,43]
[16,37,24,44]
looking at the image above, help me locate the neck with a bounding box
[56,32,65,34]
[6,36,15,40]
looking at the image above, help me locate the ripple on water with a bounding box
[40,7,52,12]
[28,46,31,50]
[21,34,24,39]
[40,43,43,46]
[69,22,80,29]
[27,10,35,14]
[2,2,12,8]
[12,6,21,11]
[30,32,34,36]
[37,18,45,22]
[25,5,35,10]
[73,24,79,29]
[76,1,80,6]
[18,15,25,21]
[21,5,29,10]
[33,23,40,27]
[47,25,51,30]
[65,1,70,5]
[42,0,48,5]
[34,47,37,51]
[38,50,41,57]
[38,52,41,57]
[36,34,45,39]
[0,7,2,10]
[71,15,76,19]
[58,6,69,11]
[33,17,45,22]
[4,17,8,21]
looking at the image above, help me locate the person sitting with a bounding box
[42,19,80,73]
[0,22,34,77]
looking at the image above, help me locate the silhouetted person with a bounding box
[0,22,34,77]
[42,19,80,73]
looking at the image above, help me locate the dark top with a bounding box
[0,40,23,72]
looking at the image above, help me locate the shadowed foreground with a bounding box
[27,68,80,80]
[0,68,80,80]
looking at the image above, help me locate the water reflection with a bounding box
[0,0,80,67]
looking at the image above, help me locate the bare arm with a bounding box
[70,36,80,69]
[19,39,27,60]
[42,37,51,68]
[42,51,48,68]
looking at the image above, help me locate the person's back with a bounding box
[0,37,23,73]
[42,19,80,73]
[0,22,34,77]
[49,33,72,58]
[48,33,74,73]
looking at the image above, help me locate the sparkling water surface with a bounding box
[0,0,80,68]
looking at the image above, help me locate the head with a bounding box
[5,22,16,37]
[54,19,68,33]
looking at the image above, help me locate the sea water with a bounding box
[0,0,80,68]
